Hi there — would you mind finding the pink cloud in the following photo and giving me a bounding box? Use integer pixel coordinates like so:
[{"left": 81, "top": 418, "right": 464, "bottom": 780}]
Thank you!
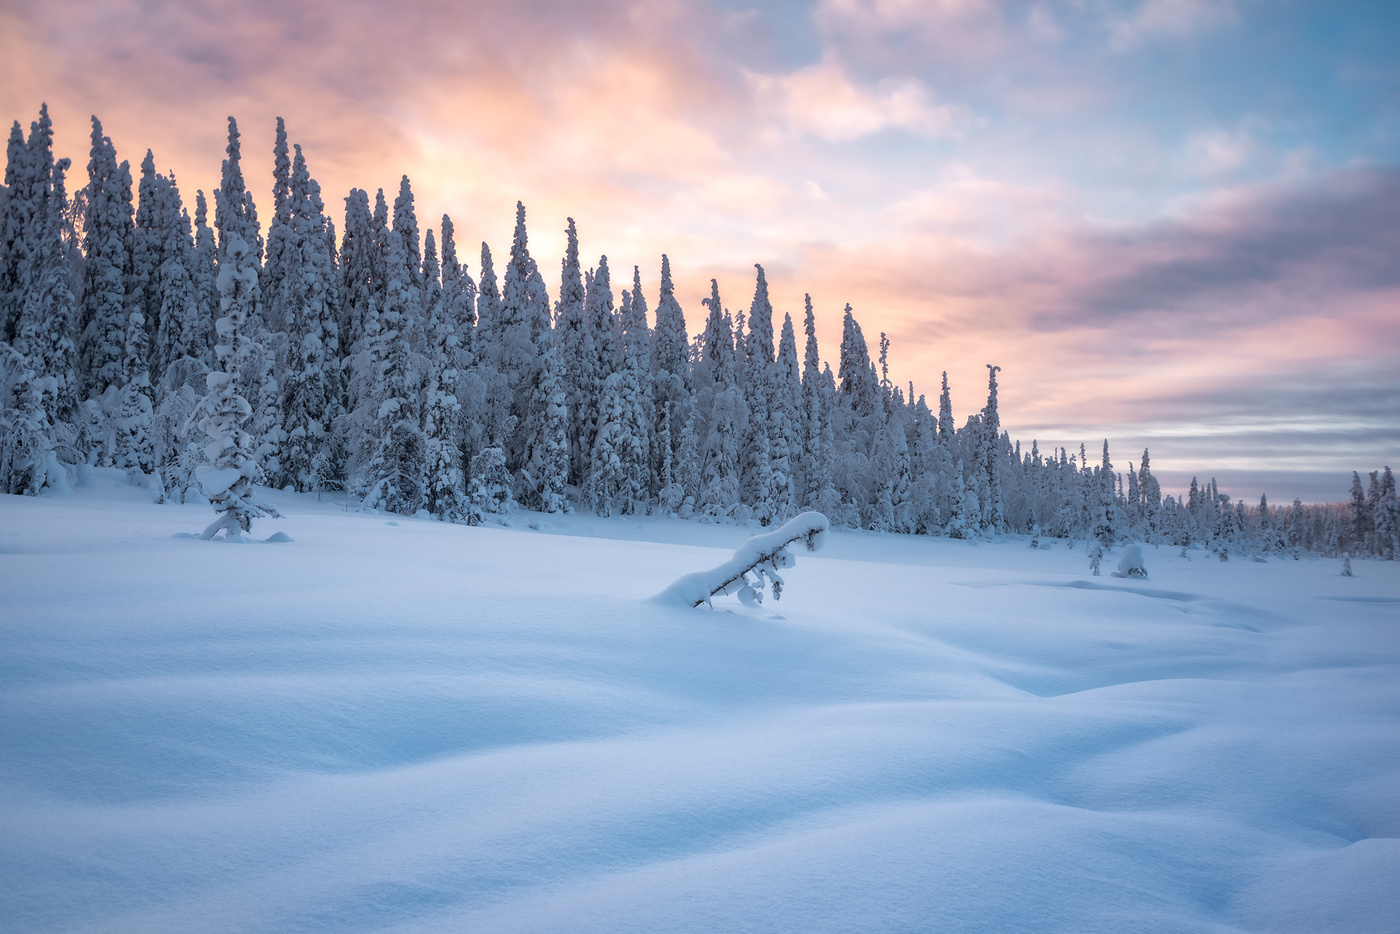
[{"left": 748, "top": 61, "right": 964, "bottom": 141}]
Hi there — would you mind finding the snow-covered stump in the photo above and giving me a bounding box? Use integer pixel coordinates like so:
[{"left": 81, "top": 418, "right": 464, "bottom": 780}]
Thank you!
[{"left": 659, "top": 511, "right": 829, "bottom": 608}]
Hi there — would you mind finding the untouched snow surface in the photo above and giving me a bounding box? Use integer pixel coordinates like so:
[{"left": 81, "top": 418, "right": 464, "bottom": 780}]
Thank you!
[{"left": 2, "top": 474, "right": 1399, "bottom": 933}]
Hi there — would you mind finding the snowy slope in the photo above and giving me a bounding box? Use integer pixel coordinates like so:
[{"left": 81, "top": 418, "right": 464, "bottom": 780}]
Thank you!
[{"left": 2, "top": 475, "right": 1398, "bottom": 933}]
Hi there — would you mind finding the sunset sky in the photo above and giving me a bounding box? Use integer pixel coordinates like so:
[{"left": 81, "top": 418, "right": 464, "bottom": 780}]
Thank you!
[{"left": 3, "top": 0, "right": 1396, "bottom": 502}]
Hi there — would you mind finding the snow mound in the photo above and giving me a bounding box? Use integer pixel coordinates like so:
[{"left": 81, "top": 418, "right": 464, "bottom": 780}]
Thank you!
[
  {"left": 658, "top": 511, "right": 829, "bottom": 608},
  {"left": 264, "top": 531, "right": 293, "bottom": 543}
]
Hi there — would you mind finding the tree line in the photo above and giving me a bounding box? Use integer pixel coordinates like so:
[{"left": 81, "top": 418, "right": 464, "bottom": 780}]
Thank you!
[{"left": 1, "top": 106, "right": 1395, "bottom": 557}]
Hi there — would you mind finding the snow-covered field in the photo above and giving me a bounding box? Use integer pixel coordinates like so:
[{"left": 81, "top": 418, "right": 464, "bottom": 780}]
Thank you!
[{"left": 3, "top": 473, "right": 1398, "bottom": 934}]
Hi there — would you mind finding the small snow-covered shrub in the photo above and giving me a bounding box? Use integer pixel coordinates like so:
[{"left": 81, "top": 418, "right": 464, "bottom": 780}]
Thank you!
[
  {"left": 1088, "top": 541, "right": 1103, "bottom": 576},
  {"left": 660, "top": 511, "right": 829, "bottom": 608},
  {"left": 468, "top": 446, "right": 513, "bottom": 524},
  {"left": 1112, "top": 543, "right": 1148, "bottom": 578}
]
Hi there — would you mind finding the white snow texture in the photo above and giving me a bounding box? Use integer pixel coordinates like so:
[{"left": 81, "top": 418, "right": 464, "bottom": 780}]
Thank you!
[{"left": 2, "top": 478, "right": 1398, "bottom": 934}]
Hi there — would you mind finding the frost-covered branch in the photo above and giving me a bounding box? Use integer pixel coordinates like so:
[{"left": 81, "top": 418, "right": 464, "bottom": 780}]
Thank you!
[{"left": 660, "top": 511, "right": 829, "bottom": 608}]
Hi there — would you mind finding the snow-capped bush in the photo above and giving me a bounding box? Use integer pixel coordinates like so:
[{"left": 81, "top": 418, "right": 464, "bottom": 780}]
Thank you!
[
  {"left": 659, "top": 510, "right": 829, "bottom": 608},
  {"left": 1112, "top": 543, "right": 1148, "bottom": 578}
]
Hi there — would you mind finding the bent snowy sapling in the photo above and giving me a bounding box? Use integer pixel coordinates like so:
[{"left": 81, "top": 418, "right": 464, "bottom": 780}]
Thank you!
[{"left": 660, "top": 511, "right": 830, "bottom": 608}]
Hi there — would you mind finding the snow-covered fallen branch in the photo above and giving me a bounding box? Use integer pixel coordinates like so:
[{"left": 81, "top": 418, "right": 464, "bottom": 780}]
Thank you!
[{"left": 659, "top": 511, "right": 829, "bottom": 608}]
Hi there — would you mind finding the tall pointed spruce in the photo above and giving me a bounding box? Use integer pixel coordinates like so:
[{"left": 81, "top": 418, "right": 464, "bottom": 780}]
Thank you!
[{"left": 196, "top": 117, "right": 276, "bottom": 539}]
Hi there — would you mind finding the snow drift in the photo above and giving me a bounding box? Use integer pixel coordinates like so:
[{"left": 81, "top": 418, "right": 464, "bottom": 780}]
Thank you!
[{"left": 2, "top": 483, "right": 1398, "bottom": 934}]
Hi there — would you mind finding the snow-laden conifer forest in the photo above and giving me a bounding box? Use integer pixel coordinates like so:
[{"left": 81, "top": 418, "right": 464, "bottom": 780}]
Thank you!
[{"left": 1, "top": 107, "right": 1396, "bottom": 555}]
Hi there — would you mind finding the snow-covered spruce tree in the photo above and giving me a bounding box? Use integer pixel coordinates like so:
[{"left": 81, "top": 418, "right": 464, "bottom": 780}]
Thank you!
[
  {"left": 129, "top": 151, "right": 165, "bottom": 351},
  {"left": 113, "top": 304, "right": 158, "bottom": 486},
  {"left": 151, "top": 180, "right": 210, "bottom": 393},
  {"left": 522, "top": 251, "right": 553, "bottom": 443},
  {"left": 732, "top": 304, "right": 749, "bottom": 390},
  {"left": 2, "top": 105, "right": 57, "bottom": 346},
  {"left": 391, "top": 176, "right": 422, "bottom": 297},
  {"left": 699, "top": 379, "right": 746, "bottom": 521},
  {"left": 0, "top": 342, "right": 59, "bottom": 495},
  {"left": 622, "top": 267, "right": 652, "bottom": 398},
  {"left": 0, "top": 119, "right": 29, "bottom": 343},
  {"left": 619, "top": 268, "right": 653, "bottom": 497},
  {"left": 196, "top": 231, "right": 273, "bottom": 537},
  {"left": 837, "top": 303, "right": 880, "bottom": 419},
  {"left": 533, "top": 343, "right": 570, "bottom": 513},
  {"left": 1376, "top": 466, "right": 1398, "bottom": 560},
  {"left": 745, "top": 264, "right": 775, "bottom": 379},
  {"left": 195, "top": 119, "right": 275, "bottom": 539},
  {"left": 694, "top": 280, "right": 743, "bottom": 520},
  {"left": 672, "top": 407, "right": 702, "bottom": 518},
  {"left": 980, "top": 364, "right": 1005, "bottom": 532},
  {"left": 438, "top": 213, "right": 477, "bottom": 374},
  {"left": 650, "top": 254, "right": 690, "bottom": 506},
  {"left": 15, "top": 153, "right": 79, "bottom": 431},
  {"left": 495, "top": 201, "right": 536, "bottom": 386},
  {"left": 276, "top": 143, "right": 340, "bottom": 491},
  {"left": 214, "top": 117, "right": 262, "bottom": 264},
  {"left": 1348, "top": 471, "right": 1369, "bottom": 555},
  {"left": 769, "top": 311, "right": 802, "bottom": 521},
  {"left": 362, "top": 217, "right": 426, "bottom": 515},
  {"left": 437, "top": 213, "right": 480, "bottom": 485},
  {"left": 554, "top": 218, "right": 588, "bottom": 485},
  {"left": 246, "top": 342, "right": 283, "bottom": 487},
  {"left": 739, "top": 361, "right": 775, "bottom": 524},
  {"left": 694, "top": 278, "right": 733, "bottom": 393},
  {"left": 468, "top": 444, "right": 512, "bottom": 523},
  {"left": 908, "top": 393, "right": 943, "bottom": 533},
  {"left": 190, "top": 190, "right": 218, "bottom": 355},
  {"left": 421, "top": 230, "right": 470, "bottom": 522},
  {"left": 472, "top": 240, "right": 515, "bottom": 453},
  {"left": 812, "top": 364, "right": 842, "bottom": 521},
  {"left": 258, "top": 117, "right": 295, "bottom": 335},
  {"left": 937, "top": 370, "right": 954, "bottom": 452},
  {"left": 212, "top": 118, "right": 282, "bottom": 486},
  {"left": 339, "top": 188, "right": 378, "bottom": 366},
  {"left": 739, "top": 265, "right": 777, "bottom": 522},
  {"left": 800, "top": 295, "right": 823, "bottom": 506},
  {"left": 79, "top": 117, "right": 135, "bottom": 404},
  {"left": 586, "top": 347, "right": 649, "bottom": 517},
  {"left": 578, "top": 254, "right": 618, "bottom": 486},
  {"left": 1136, "top": 448, "right": 1162, "bottom": 543},
  {"left": 496, "top": 202, "right": 552, "bottom": 480},
  {"left": 1089, "top": 440, "right": 1120, "bottom": 546},
  {"left": 870, "top": 414, "right": 912, "bottom": 533}
]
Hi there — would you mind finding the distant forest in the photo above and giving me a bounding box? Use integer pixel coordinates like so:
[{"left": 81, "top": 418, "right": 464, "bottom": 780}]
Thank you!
[{"left": 1, "top": 106, "right": 1396, "bottom": 557}]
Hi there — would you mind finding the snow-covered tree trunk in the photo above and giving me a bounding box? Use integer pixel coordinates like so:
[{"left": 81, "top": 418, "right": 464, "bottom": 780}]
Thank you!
[{"left": 659, "top": 511, "right": 830, "bottom": 607}]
